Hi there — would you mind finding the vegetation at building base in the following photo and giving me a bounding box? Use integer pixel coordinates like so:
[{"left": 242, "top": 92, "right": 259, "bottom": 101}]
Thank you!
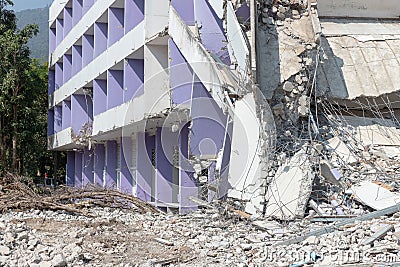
[{"left": 0, "top": 0, "right": 65, "bottom": 182}]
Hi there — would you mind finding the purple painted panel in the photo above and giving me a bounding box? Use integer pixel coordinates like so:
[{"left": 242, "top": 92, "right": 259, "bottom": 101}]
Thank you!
[
  {"left": 179, "top": 124, "right": 198, "bottom": 213},
  {"left": 83, "top": 148, "right": 94, "bottom": 186},
  {"left": 55, "top": 62, "right": 63, "bottom": 89},
  {"left": 125, "top": 0, "right": 144, "bottom": 33},
  {"left": 219, "top": 120, "right": 232, "bottom": 199},
  {"left": 49, "top": 28, "right": 56, "bottom": 54},
  {"left": 120, "top": 137, "right": 133, "bottom": 194},
  {"left": 47, "top": 109, "right": 54, "bottom": 136},
  {"left": 72, "top": 0, "right": 83, "bottom": 26},
  {"left": 61, "top": 100, "right": 71, "bottom": 130},
  {"left": 194, "top": 0, "right": 230, "bottom": 64},
  {"left": 123, "top": 59, "right": 144, "bottom": 102},
  {"left": 94, "top": 22, "right": 108, "bottom": 58},
  {"left": 63, "top": 7, "right": 73, "bottom": 37},
  {"left": 71, "top": 94, "right": 93, "bottom": 135},
  {"left": 83, "top": 0, "right": 94, "bottom": 14},
  {"left": 93, "top": 79, "right": 107, "bottom": 115},
  {"left": 169, "top": 38, "right": 193, "bottom": 105},
  {"left": 105, "top": 140, "right": 118, "bottom": 188},
  {"left": 54, "top": 105, "right": 62, "bottom": 133},
  {"left": 74, "top": 151, "right": 83, "bottom": 188},
  {"left": 107, "top": 70, "right": 123, "bottom": 109},
  {"left": 136, "top": 132, "right": 154, "bottom": 202},
  {"left": 108, "top": 8, "right": 124, "bottom": 47},
  {"left": 67, "top": 151, "right": 75, "bottom": 186},
  {"left": 56, "top": 18, "right": 63, "bottom": 46},
  {"left": 94, "top": 144, "right": 105, "bottom": 187},
  {"left": 236, "top": 3, "right": 250, "bottom": 23},
  {"left": 72, "top": 45, "right": 82, "bottom": 75},
  {"left": 63, "top": 54, "right": 72, "bottom": 83},
  {"left": 172, "top": 0, "right": 195, "bottom": 25},
  {"left": 48, "top": 69, "right": 55, "bottom": 95},
  {"left": 82, "top": 34, "right": 94, "bottom": 67}
]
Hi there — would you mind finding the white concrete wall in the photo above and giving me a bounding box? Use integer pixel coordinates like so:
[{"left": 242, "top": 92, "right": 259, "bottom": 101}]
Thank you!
[
  {"left": 49, "top": 0, "right": 67, "bottom": 25},
  {"left": 48, "top": 127, "right": 73, "bottom": 150}
]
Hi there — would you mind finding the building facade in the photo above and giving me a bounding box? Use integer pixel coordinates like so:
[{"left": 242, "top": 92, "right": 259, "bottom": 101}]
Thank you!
[{"left": 47, "top": 0, "right": 268, "bottom": 213}]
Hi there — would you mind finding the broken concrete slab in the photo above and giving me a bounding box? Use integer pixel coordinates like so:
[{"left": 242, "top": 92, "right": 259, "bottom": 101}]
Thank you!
[
  {"left": 326, "top": 136, "right": 358, "bottom": 165},
  {"left": 351, "top": 181, "right": 400, "bottom": 210}
]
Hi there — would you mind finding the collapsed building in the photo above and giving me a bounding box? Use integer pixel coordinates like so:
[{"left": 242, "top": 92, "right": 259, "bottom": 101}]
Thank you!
[{"left": 47, "top": 0, "right": 400, "bottom": 220}]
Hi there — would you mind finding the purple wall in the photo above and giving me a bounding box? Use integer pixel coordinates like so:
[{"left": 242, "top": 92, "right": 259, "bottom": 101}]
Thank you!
[
  {"left": 94, "top": 144, "right": 105, "bottom": 187},
  {"left": 172, "top": 0, "right": 195, "bottom": 26},
  {"left": 107, "top": 70, "right": 123, "bottom": 109},
  {"left": 169, "top": 38, "right": 193, "bottom": 105},
  {"left": 56, "top": 18, "right": 63, "bottom": 46},
  {"left": 236, "top": 3, "right": 250, "bottom": 23},
  {"left": 83, "top": 148, "right": 94, "bottom": 186},
  {"left": 74, "top": 151, "right": 83, "bottom": 188},
  {"left": 82, "top": 34, "right": 94, "bottom": 67},
  {"left": 47, "top": 110, "right": 54, "bottom": 136},
  {"left": 136, "top": 132, "right": 155, "bottom": 202},
  {"left": 55, "top": 62, "right": 63, "bottom": 89},
  {"left": 108, "top": 8, "right": 124, "bottom": 47},
  {"left": 219, "top": 119, "right": 233, "bottom": 199},
  {"left": 49, "top": 28, "right": 56, "bottom": 54},
  {"left": 61, "top": 100, "right": 71, "bottom": 130},
  {"left": 54, "top": 105, "right": 62, "bottom": 133},
  {"left": 63, "top": 54, "right": 73, "bottom": 83},
  {"left": 120, "top": 136, "right": 133, "bottom": 193},
  {"left": 66, "top": 151, "right": 75, "bottom": 186},
  {"left": 194, "top": 0, "right": 231, "bottom": 65},
  {"left": 48, "top": 70, "right": 55, "bottom": 94},
  {"left": 94, "top": 22, "right": 108, "bottom": 58},
  {"left": 125, "top": 0, "right": 144, "bottom": 33},
  {"left": 63, "top": 7, "right": 73, "bottom": 37},
  {"left": 72, "top": 0, "right": 83, "bottom": 26},
  {"left": 72, "top": 45, "right": 82, "bottom": 75},
  {"left": 83, "top": 0, "right": 94, "bottom": 15},
  {"left": 105, "top": 140, "right": 118, "bottom": 188},
  {"left": 93, "top": 79, "right": 107, "bottom": 115},
  {"left": 123, "top": 59, "right": 144, "bottom": 102},
  {"left": 71, "top": 94, "right": 93, "bottom": 135}
]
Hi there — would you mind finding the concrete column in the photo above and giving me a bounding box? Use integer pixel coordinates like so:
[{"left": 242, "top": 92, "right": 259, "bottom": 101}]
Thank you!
[
  {"left": 72, "top": 0, "right": 83, "bottom": 26},
  {"left": 94, "top": 22, "right": 107, "bottom": 58},
  {"left": 61, "top": 100, "right": 71, "bottom": 130},
  {"left": 125, "top": 0, "right": 144, "bottom": 34},
  {"left": 63, "top": 7, "right": 73, "bottom": 37},
  {"left": 72, "top": 45, "right": 82, "bottom": 75},
  {"left": 66, "top": 151, "right": 75, "bottom": 186},
  {"left": 82, "top": 34, "right": 94, "bottom": 67},
  {"left": 55, "top": 62, "right": 63, "bottom": 89},
  {"left": 120, "top": 136, "right": 133, "bottom": 194},
  {"left": 83, "top": 148, "right": 94, "bottom": 186},
  {"left": 48, "top": 69, "right": 55, "bottom": 95},
  {"left": 108, "top": 7, "right": 124, "bottom": 47},
  {"left": 74, "top": 151, "right": 83, "bottom": 188},
  {"left": 83, "top": 0, "right": 94, "bottom": 15},
  {"left": 47, "top": 110, "right": 54, "bottom": 136},
  {"left": 218, "top": 119, "right": 233, "bottom": 199},
  {"left": 144, "top": 0, "right": 169, "bottom": 39},
  {"left": 123, "top": 59, "right": 144, "bottom": 102},
  {"left": 94, "top": 144, "right": 105, "bottom": 187},
  {"left": 63, "top": 54, "right": 72, "bottom": 83},
  {"left": 71, "top": 94, "right": 93, "bottom": 135},
  {"left": 49, "top": 28, "right": 56, "bottom": 53},
  {"left": 54, "top": 105, "right": 62, "bottom": 133},
  {"left": 136, "top": 132, "right": 154, "bottom": 202},
  {"left": 172, "top": 0, "right": 195, "bottom": 26},
  {"left": 93, "top": 79, "right": 107, "bottom": 115},
  {"left": 107, "top": 70, "right": 123, "bottom": 109},
  {"left": 56, "top": 18, "right": 63, "bottom": 46},
  {"left": 105, "top": 140, "right": 118, "bottom": 188}
]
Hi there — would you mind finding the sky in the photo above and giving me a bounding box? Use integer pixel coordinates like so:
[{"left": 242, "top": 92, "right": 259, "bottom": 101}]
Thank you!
[{"left": 11, "top": 0, "right": 53, "bottom": 12}]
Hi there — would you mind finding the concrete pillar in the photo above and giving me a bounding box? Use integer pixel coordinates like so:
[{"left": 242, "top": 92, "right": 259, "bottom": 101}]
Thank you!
[
  {"left": 63, "top": 7, "right": 73, "bottom": 37},
  {"left": 136, "top": 132, "right": 155, "bottom": 202},
  {"left": 93, "top": 79, "right": 107, "bottom": 115},
  {"left": 74, "top": 151, "right": 83, "bottom": 188},
  {"left": 83, "top": 0, "right": 94, "bottom": 15},
  {"left": 120, "top": 136, "right": 133, "bottom": 194},
  {"left": 54, "top": 105, "right": 62, "bottom": 133},
  {"left": 94, "top": 22, "right": 107, "bottom": 58},
  {"left": 71, "top": 94, "right": 93, "bottom": 135},
  {"left": 172, "top": 0, "right": 195, "bottom": 26},
  {"left": 105, "top": 140, "right": 118, "bottom": 188},
  {"left": 63, "top": 54, "right": 72, "bottom": 83},
  {"left": 125, "top": 0, "right": 144, "bottom": 34},
  {"left": 66, "top": 151, "right": 75, "bottom": 186},
  {"left": 123, "top": 59, "right": 144, "bottom": 102},
  {"left": 49, "top": 28, "right": 56, "bottom": 54},
  {"left": 72, "top": 0, "right": 83, "bottom": 26},
  {"left": 108, "top": 7, "right": 124, "bottom": 47},
  {"left": 47, "top": 110, "right": 54, "bottom": 136},
  {"left": 48, "top": 69, "right": 55, "bottom": 95},
  {"left": 107, "top": 70, "right": 123, "bottom": 109},
  {"left": 83, "top": 148, "right": 94, "bottom": 186},
  {"left": 94, "top": 144, "right": 105, "bottom": 187},
  {"left": 218, "top": 119, "right": 233, "bottom": 199},
  {"left": 55, "top": 62, "right": 63, "bottom": 89},
  {"left": 56, "top": 18, "right": 63, "bottom": 46},
  {"left": 82, "top": 34, "right": 94, "bottom": 67},
  {"left": 61, "top": 100, "right": 71, "bottom": 130},
  {"left": 72, "top": 45, "right": 82, "bottom": 75}
]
